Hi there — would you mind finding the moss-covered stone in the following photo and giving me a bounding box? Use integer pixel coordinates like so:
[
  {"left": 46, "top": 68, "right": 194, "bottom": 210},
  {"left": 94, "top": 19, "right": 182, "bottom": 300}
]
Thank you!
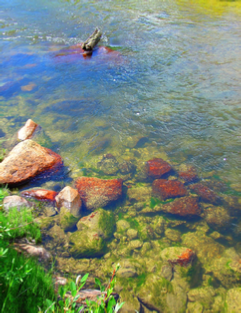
[
  {"left": 69, "top": 230, "right": 106, "bottom": 258},
  {"left": 226, "top": 288, "right": 241, "bottom": 313},
  {"left": 58, "top": 207, "right": 79, "bottom": 232},
  {"left": 77, "top": 208, "right": 115, "bottom": 239}
]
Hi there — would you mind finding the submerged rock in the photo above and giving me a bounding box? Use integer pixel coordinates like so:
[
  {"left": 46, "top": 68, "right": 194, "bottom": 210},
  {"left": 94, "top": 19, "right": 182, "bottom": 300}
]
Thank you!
[
  {"left": 187, "top": 287, "right": 216, "bottom": 308},
  {"left": 0, "top": 140, "right": 62, "bottom": 185},
  {"left": 97, "top": 154, "right": 119, "bottom": 175},
  {"left": 146, "top": 158, "right": 172, "bottom": 179},
  {"left": 160, "top": 196, "right": 201, "bottom": 217},
  {"left": 118, "top": 160, "right": 136, "bottom": 174},
  {"left": 226, "top": 288, "right": 241, "bottom": 313},
  {"left": 76, "top": 208, "right": 115, "bottom": 239},
  {"left": 116, "top": 219, "right": 130, "bottom": 232},
  {"left": 128, "top": 239, "right": 143, "bottom": 250},
  {"left": 127, "top": 228, "right": 138, "bottom": 240},
  {"left": 182, "top": 231, "right": 224, "bottom": 265},
  {"left": 127, "top": 184, "right": 152, "bottom": 203},
  {"left": 160, "top": 247, "right": 195, "bottom": 267},
  {"left": 204, "top": 205, "right": 230, "bottom": 230},
  {"left": 75, "top": 177, "right": 123, "bottom": 210},
  {"left": 152, "top": 179, "right": 187, "bottom": 200},
  {"left": 165, "top": 228, "right": 181, "bottom": 242},
  {"left": 55, "top": 186, "right": 82, "bottom": 217},
  {"left": 190, "top": 183, "right": 218, "bottom": 204},
  {"left": 17, "top": 119, "right": 38, "bottom": 141},
  {"left": 21, "top": 188, "right": 58, "bottom": 202},
  {"left": 3, "top": 195, "right": 32, "bottom": 211},
  {"left": 178, "top": 165, "right": 198, "bottom": 183},
  {"left": 58, "top": 207, "right": 79, "bottom": 232},
  {"left": 69, "top": 230, "right": 106, "bottom": 258},
  {"left": 210, "top": 248, "right": 241, "bottom": 289}
]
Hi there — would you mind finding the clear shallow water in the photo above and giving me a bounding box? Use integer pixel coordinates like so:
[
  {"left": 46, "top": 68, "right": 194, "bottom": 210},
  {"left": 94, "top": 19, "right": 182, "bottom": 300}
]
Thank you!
[{"left": 1, "top": 0, "right": 241, "bottom": 311}]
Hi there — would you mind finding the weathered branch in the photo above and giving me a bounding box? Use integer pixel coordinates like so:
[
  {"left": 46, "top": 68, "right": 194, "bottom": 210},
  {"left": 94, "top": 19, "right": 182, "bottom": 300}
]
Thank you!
[{"left": 81, "top": 28, "right": 102, "bottom": 51}]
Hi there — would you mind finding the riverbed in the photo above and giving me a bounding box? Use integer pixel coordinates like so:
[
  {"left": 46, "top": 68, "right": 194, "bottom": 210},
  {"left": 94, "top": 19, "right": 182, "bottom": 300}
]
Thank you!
[{"left": 1, "top": 0, "right": 241, "bottom": 311}]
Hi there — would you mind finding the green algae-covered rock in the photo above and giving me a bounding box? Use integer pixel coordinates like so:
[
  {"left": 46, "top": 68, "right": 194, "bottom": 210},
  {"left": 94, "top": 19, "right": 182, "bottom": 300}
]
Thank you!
[
  {"left": 187, "top": 287, "right": 216, "bottom": 309},
  {"left": 36, "top": 216, "right": 55, "bottom": 231},
  {"left": 138, "top": 274, "right": 174, "bottom": 312},
  {"left": 182, "top": 231, "right": 224, "bottom": 265},
  {"left": 69, "top": 230, "right": 106, "bottom": 258},
  {"left": 209, "top": 248, "right": 241, "bottom": 289},
  {"left": 186, "top": 302, "right": 204, "bottom": 313},
  {"left": 226, "top": 288, "right": 241, "bottom": 313},
  {"left": 116, "top": 219, "right": 130, "bottom": 233},
  {"left": 164, "top": 228, "right": 181, "bottom": 242},
  {"left": 58, "top": 207, "right": 79, "bottom": 232},
  {"left": 77, "top": 208, "right": 115, "bottom": 239}
]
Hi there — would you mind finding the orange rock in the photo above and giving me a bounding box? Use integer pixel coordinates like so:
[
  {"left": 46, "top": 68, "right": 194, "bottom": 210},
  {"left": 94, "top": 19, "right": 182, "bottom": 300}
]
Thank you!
[
  {"left": 146, "top": 158, "right": 172, "bottom": 179},
  {"left": 21, "top": 189, "right": 58, "bottom": 202},
  {"left": 0, "top": 140, "right": 63, "bottom": 185},
  {"left": 75, "top": 177, "right": 123, "bottom": 210},
  {"left": 152, "top": 179, "right": 187, "bottom": 200},
  {"left": 161, "top": 196, "right": 201, "bottom": 216},
  {"left": 18, "top": 119, "right": 38, "bottom": 141}
]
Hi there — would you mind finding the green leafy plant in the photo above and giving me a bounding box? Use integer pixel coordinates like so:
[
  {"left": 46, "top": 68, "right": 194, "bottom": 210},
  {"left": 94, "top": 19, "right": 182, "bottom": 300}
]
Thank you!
[
  {"left": 0, "top": 186, "right": 9, "bottom": 209},
  {"left": 44, "top": 264, "right": 124, "bottom": 313},
  {"left": 0, "top": 147, "right": 6, "bottom": 162}
]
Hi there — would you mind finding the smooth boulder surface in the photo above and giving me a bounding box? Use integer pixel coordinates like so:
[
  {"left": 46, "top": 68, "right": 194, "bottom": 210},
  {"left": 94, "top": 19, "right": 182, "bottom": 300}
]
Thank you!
[
  {"left": 21, "top": 188, "right": 58, "bottom": 202},
  {"left": 55, "top": 186, "right": 82, "bottom": 217},
  {"left": 0, "top": 140, "right": 62, "bottom": 185},
  {"left": 3, "top": 195, "right": 32, "bottom": 211},
  {"left": 75, "top": 177, "right": 123, "bottom": 210},
  {"left": 17, "top": 119, "right": 38, "bottom": 141}
]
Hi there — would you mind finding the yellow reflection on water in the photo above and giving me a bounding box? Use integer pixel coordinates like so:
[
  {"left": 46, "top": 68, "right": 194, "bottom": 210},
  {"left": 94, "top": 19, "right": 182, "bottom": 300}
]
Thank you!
[{"left": 177, "top": 0, "right": 241, "bottom": 16}]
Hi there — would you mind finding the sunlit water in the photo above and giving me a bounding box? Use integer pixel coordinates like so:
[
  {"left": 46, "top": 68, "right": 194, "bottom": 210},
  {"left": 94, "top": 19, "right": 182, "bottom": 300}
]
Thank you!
[{"left": 1, "top": 0, "right": 241, "bottom": 311}]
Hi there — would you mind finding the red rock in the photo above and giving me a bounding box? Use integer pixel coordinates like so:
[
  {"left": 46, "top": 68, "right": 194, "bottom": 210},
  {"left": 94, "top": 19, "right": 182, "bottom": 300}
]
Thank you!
[
  {"left": 152, "top": 179, "right": 187, "bottom": 200},
  {"left": 161, "top": 197, "right": 201, "bottom": 216},
  {"left": 0, "top": 140, "right": 63, "bottom": 185},
  {"left": 179, "top": 166, "right": 198, "bottom": 183},
  {"left": 146, "top": 158, "right": 172, "bottom": 179},
  {"left": 75, "top": 177, "right": 123, "bottom": 210},
  {"left": 190, "top": 183, "right": 218, "bottom": 204},
  {"left": 21, "top": 189, "right": 58, "bottom": 202},
  {"left": 18, "top": 119, "right": 38, "bottom": 141}
]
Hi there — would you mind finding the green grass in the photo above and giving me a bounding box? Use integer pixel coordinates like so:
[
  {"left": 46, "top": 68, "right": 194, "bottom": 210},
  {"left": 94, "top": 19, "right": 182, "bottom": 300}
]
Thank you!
[{"left": 0, "top": 206, "right": 55, "bottom": 312}]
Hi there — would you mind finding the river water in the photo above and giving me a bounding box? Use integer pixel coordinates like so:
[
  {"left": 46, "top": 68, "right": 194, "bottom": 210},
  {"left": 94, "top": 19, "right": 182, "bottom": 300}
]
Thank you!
[{"left": 1, "top": 0, "right": 241, "bottom": 311}]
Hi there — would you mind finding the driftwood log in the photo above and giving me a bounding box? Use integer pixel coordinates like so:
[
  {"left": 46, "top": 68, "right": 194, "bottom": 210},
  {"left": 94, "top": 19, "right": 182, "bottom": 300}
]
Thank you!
[{"left": 82, "top": 28, "right": 102, "bottom": 51}]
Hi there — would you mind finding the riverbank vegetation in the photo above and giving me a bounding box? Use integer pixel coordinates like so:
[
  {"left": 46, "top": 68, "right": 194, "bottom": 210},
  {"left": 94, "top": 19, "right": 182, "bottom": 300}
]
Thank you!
[{"left": 0, "top": 187, "right": 123, "bottom": 313}]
